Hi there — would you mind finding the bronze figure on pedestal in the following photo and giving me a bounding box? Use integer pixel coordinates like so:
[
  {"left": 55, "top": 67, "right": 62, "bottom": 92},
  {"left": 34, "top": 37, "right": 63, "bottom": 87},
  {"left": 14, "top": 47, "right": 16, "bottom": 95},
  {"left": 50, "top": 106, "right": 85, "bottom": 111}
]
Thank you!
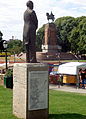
[{"left": 23, "top": 1, "right": 38, "bottom": 63}]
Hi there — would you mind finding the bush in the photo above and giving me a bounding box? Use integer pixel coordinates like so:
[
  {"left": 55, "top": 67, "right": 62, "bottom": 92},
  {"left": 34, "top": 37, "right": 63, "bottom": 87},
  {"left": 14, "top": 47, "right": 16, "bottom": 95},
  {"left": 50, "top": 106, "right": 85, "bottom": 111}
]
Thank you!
[{"left": 4, "top": 69, "right": 13, "bottom": 78}]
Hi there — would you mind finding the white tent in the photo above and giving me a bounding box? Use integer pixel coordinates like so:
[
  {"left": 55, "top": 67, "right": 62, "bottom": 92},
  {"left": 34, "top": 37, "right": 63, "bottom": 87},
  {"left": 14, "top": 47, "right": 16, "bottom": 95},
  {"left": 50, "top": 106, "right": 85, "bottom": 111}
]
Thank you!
[
  {"left": 58, "top": 62, "right": 86, "bottom": 87},
  {"left": 58, "top": 62, "right": 86, "bottom": 75}
]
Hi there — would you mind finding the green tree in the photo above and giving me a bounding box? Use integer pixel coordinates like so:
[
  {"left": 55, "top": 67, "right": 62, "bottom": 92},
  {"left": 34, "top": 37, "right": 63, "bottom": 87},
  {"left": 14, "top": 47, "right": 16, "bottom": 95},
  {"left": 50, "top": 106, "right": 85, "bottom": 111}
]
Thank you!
[
  {"left": 55, "top": 16, "right": 76, "bottom": 52},
  {"left": 36, "top": 25, "right": 45, "bottom": 51},
  {"left": 69, "top": 27, "right": 79, "bottom": 54},
  {"left": 78, "top": 17, "right": 86, "bottom": 54},
  {"left": 7, "top": 40, "right": 23, "bottom": 55},
  {"left": 69, "top": 16, "right": 86, "bottom": 54}
]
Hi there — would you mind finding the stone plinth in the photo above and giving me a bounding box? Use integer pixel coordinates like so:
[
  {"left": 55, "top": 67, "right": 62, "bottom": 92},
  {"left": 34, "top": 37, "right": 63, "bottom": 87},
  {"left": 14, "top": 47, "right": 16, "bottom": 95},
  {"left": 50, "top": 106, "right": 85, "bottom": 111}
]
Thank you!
[
  {"left": 44, "top": 23, "right": 57, "bottom": 45},
  {"left": 42, "top": 23, "right": 59, "bottom": 53},
  {"left": 13, "top": 63, "right": 49, "bottom": 119}
]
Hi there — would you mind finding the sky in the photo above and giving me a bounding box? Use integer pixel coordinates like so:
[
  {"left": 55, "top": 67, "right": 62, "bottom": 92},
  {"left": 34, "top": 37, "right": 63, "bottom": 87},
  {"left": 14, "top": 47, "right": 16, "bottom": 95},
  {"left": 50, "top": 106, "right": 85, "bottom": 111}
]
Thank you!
[{"left": 0, "top": 0, "right": 86, "bottom": 40}]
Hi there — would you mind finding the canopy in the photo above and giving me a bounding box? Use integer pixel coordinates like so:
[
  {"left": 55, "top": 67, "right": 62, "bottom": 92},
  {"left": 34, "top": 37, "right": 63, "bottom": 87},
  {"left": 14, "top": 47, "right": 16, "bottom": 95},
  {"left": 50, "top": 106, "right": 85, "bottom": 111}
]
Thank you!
[{"left": 58, "top": 62, "right": 86, "bottom": 75}]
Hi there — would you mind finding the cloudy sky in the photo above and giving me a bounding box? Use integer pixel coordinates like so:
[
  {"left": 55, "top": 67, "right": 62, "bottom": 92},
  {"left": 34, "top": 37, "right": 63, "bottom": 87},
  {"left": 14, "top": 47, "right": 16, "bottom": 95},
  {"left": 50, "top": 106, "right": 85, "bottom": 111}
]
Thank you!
[{"left": 0, "top": 0, "right": 86, "bottom": 40}]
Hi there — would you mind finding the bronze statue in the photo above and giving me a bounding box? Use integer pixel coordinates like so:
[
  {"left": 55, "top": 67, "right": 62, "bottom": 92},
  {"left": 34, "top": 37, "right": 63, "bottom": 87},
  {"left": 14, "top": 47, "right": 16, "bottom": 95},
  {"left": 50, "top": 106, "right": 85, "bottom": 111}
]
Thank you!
[
  {"left": 46, "top": 11, "right": 55, "bottom": 22},
  {"left": 23, "top": 0, "right": 38, "bottom": 63}
]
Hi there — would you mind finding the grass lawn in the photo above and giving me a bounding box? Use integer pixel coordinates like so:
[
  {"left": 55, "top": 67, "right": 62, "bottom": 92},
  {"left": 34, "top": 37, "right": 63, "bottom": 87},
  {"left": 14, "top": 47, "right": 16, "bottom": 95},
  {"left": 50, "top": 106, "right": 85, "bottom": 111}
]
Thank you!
[
  {"left": 1, "top": 86, "right": 86, "bottom": 119},
  {"left": 49, "top": 90, "right": 86, "bottom": 119},
  {"left": 0, "top": 86, "right": 20, "bottom": 119}
]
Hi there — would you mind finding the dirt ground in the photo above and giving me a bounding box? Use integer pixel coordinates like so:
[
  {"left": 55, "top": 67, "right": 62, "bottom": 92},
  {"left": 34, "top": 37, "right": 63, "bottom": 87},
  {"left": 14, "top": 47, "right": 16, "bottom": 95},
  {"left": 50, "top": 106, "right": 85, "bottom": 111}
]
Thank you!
[
  {"left": 0, "top": 74, "right": 4, "bottom": 86},
  {"left": 0, "top": 79, "right": 4, "bottom": 86}
]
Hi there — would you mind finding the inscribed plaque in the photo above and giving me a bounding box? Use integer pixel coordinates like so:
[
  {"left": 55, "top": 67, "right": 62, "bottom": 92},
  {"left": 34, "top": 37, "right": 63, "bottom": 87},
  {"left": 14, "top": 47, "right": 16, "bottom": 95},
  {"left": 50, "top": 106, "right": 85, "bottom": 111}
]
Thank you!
[{"left": 28, "top": 71, "right": 48, "bottom": 110}]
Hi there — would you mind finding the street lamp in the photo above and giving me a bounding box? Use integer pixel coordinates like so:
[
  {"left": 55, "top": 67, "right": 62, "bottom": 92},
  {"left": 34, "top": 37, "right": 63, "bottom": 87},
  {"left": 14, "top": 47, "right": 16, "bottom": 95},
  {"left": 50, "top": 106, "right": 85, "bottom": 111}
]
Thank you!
[{"left": 3, "top": 40, "right": 8, "bottom": 70}]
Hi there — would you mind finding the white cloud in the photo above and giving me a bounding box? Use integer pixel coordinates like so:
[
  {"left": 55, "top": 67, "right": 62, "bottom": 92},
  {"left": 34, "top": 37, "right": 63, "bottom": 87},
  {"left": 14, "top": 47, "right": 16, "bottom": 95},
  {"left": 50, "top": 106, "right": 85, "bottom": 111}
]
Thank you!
[
  {"left": 0, "top": 0, "right": 86, "bottom": 40},
  {"left": 61, "top": 0, "right": 86, "bottom": 5},
  {"left": 70, "top": 0, "right": 86, "bottom": 5}
]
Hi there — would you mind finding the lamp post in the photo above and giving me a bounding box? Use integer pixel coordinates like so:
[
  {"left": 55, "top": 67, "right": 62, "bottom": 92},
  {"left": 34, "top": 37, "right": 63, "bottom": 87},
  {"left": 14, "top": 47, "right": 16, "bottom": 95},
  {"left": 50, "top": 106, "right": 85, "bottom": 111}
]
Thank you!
[{"left": 3, "top": 40, "right": 8, "bottom": 70}]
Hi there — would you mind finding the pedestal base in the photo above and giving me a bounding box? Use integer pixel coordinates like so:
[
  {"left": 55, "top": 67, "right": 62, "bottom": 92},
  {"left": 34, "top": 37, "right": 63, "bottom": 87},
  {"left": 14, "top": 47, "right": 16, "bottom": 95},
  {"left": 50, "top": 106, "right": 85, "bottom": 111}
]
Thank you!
[
  {"left": 28, "top": 109, "right": 48, "bottom": 119},
  {"left": 13, "top": 63, "right": 49, "bottom": 119}
]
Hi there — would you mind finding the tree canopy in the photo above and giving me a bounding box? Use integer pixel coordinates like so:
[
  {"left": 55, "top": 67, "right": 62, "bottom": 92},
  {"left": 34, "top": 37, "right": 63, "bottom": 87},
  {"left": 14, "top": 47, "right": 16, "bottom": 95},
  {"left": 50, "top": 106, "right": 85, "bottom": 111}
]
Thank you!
[
  {"left": 7, "top": 40, "right": 23, "bottom": 55},
  {"left": 36, "top": 25, "right": 45, "bottom": 51}
]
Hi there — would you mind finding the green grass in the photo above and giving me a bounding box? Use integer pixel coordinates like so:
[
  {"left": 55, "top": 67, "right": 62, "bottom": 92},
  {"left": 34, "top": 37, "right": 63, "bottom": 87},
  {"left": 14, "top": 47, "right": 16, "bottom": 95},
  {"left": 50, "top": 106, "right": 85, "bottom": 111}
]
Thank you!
[
  {"left": 1, "top": 86, "right": 86, "bottom": 119},
  {"left": 0, "top": 86, "right": 19, "bottom": 119},
  {"left": 49, "top": 90, "right": 86, "bottom": 119}
]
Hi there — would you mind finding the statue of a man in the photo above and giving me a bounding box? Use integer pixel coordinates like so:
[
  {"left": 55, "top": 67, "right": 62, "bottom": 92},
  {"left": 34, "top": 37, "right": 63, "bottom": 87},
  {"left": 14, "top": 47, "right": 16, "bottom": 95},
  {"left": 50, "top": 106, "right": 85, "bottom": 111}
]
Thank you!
[{"left": 23, "top": 0, "right": 38, "bottom": 63}]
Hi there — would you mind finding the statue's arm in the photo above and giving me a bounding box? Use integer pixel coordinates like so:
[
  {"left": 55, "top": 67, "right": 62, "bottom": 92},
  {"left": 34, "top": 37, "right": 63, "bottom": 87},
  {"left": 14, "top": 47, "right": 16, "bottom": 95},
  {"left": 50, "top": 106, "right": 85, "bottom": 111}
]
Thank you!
[{"left": 31, "top": 11, "right": 38, "bottom": 29}]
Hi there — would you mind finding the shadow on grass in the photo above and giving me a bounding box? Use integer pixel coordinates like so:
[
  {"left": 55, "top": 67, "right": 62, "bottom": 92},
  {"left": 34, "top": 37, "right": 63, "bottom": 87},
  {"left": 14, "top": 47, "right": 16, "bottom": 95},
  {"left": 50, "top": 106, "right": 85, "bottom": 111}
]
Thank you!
[{"left": 49, "top": 113, "right": 86, "bottom": 119}]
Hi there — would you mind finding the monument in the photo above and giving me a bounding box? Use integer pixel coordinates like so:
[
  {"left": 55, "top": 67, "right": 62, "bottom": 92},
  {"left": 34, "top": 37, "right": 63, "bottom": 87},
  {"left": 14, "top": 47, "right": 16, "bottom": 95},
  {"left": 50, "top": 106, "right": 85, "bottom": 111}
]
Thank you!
[
  {"left": 36, "top": 12, "right": 61, "bottom": 61},
  {"left": 13, "top": 1, "right": 49, "bottom": 119},
  {"left": 42, "top": 12, "right": 58, "bottom": 53}
]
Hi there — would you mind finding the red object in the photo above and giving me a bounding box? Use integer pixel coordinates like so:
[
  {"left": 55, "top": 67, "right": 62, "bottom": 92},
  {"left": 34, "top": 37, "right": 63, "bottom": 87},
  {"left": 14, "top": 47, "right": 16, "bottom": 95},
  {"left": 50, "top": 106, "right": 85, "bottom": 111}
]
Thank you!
[{"left": 49, "top": 75, "right": 59, "bottom": 84}]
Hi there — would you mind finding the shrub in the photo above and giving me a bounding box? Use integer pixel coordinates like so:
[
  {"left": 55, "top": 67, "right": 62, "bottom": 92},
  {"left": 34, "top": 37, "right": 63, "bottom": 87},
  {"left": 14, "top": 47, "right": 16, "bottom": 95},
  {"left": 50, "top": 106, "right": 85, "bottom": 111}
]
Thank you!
[{"left": 4, "top": 69, "right": 13, "bottom": 78}]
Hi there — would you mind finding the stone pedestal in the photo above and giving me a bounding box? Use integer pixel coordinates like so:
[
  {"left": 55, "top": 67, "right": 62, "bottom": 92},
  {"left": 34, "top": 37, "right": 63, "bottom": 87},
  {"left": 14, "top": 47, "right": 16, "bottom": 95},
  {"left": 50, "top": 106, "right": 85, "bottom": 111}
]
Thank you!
[
  {"left": 42, "top": 23, "right": 59, "bottom": 53},
  {"left": 13, "top": 63, "right": 49, "bottom": 119},
  {"left": 44, "top": 23, "right": 57, "bottom": 45}
]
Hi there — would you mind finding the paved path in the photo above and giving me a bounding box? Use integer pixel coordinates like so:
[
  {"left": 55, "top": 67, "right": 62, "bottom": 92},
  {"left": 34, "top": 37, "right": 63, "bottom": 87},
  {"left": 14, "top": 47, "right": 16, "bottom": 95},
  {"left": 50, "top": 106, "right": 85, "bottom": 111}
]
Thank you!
[{"left": 49, "top": 84, "right": 86, "bottom": 93}]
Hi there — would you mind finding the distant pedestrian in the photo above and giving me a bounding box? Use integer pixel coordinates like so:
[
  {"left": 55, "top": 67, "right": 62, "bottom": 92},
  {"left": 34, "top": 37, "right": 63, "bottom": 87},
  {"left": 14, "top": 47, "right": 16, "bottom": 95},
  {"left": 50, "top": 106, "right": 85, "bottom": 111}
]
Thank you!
[
  {"left": 79, "top": 69, "right": 85, "bottom": 89},
  {"left": 79, "top": 69, "right": 82, "bottom": 85}
]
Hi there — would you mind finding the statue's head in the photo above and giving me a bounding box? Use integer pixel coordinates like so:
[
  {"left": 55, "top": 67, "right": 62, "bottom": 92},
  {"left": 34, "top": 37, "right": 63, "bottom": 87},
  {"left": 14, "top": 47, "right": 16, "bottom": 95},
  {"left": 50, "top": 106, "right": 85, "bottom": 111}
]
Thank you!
[{"left": 26, "top": 1, "right": 33, "bottom": 10}]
